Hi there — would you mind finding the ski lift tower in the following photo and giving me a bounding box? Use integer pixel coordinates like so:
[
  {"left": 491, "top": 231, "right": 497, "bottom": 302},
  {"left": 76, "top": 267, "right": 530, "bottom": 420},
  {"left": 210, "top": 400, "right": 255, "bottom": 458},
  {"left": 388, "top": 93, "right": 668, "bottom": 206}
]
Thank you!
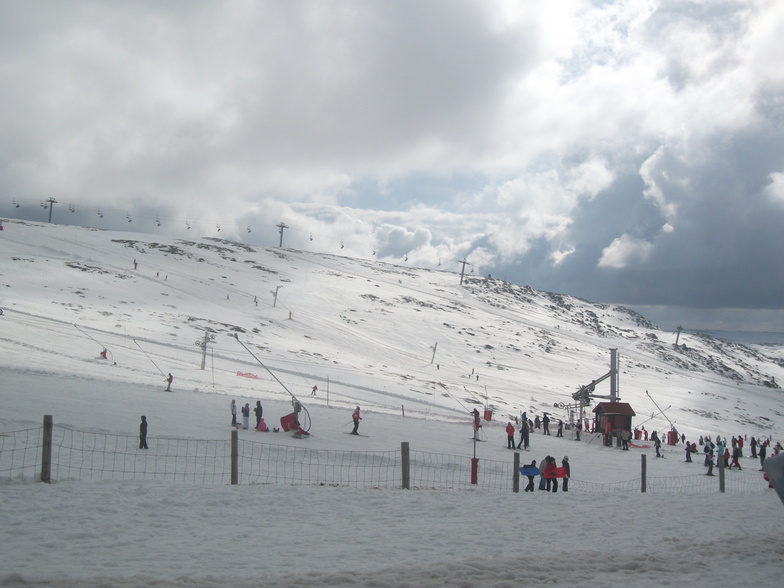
[{"left": 571, "top": 348, "right": 620, "bottom": 430}]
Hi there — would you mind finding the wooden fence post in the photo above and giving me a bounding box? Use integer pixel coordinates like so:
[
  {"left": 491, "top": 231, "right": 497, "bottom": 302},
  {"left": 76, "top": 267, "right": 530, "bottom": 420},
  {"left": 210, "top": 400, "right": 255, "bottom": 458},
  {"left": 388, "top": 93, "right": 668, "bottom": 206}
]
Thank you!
[
  {"left": 719, "top": 459, "right": 725, "bottom": 493},
  {"left": 641, "top": 454, "right": 646, "bottom": 493},
  {"left": 231, "top": 429, "right": 238, "bottom": 485},
  {"left": 513, "top": 451, "right": 520, "bottom": 493},
  {"left": 401, "top": 441, "right": 410, "bottom": 490},
  {"left": 41, "top": 414, "right": 53, "bottom": 483}
]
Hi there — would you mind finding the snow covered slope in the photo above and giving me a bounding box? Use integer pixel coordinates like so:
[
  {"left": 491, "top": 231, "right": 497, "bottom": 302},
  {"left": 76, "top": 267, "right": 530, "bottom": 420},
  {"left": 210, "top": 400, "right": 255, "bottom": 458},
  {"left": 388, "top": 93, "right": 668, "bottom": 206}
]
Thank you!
[{"left": 1, "top": 218, "right": 782, "bottom": 440}]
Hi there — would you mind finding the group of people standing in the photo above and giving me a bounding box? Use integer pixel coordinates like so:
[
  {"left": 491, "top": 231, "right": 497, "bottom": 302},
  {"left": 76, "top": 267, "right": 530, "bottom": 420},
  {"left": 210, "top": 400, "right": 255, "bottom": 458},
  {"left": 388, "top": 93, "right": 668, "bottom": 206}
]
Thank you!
[
  {"left": 505, "top": 411, "right": 577, "bottom": 451},
  {"left": 227, "top": 398, "right": 364, "bottom": 435},
  {"left": 521, "top": 455, "right": 570, "bottom": 493},
  {"left": 231, "top": 399, "right": 266, "bottom": 431},
  {"left": 699, "top": 434, "right": 782, "bottom": 475}
]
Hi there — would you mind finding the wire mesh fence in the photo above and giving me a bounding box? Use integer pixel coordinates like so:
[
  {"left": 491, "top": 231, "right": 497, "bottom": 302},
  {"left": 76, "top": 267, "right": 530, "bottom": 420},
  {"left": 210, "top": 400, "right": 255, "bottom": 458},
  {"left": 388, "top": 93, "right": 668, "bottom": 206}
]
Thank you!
[
  {"left": 0, "top": 420, "right": 772, "bottom": 494},
  {"left": 0, "top": 427, "right": 42, "bottom": 480},
  {"left": 239, "top": 442, "right": 401, "bottom": 488}
]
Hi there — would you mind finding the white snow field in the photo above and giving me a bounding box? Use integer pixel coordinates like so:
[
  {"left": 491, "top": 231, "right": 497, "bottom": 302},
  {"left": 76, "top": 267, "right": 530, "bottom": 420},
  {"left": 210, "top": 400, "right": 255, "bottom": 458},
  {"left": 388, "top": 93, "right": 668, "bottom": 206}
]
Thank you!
[{"left": 1, "top": 219, "right": 782, "bottom": 587}]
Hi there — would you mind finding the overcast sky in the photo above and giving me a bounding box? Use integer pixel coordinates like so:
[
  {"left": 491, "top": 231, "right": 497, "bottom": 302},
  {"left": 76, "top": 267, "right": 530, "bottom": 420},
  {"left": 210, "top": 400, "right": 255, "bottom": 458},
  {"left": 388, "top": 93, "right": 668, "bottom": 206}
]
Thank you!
[{"left": 2, "top": 0, "right": 783, "bottom": 331}]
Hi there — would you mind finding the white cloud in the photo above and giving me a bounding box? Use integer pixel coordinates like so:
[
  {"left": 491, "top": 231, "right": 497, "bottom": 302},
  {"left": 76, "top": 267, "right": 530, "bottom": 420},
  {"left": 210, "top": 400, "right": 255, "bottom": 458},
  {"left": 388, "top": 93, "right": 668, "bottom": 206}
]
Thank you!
[
  {"left": 763, "top": 172, "right": 784, "bottom": 205},
  {"left": 598, "top": 234, "right": 653, "bottom": 269}
]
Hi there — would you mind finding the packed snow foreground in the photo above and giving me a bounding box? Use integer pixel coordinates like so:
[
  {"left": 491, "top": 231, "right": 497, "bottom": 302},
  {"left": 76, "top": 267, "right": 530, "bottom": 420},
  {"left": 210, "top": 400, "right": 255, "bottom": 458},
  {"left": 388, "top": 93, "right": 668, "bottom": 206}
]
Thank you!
[{"left": 1, "top": 220, "right": 783, "bottom": 587}]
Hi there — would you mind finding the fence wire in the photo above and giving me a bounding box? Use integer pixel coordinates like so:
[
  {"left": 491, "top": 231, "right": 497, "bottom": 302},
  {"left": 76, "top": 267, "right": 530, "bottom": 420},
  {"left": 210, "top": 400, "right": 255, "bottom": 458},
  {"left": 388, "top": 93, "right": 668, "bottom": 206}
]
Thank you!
[
  {"left": 0, "top": 424, "right": 772, "bottom": 494},
  {"left": 239, "top": 440, "right": 401, "bottom": 488},
  {"left": 0, "top": 427, "right": 42, "bottom": 480}
]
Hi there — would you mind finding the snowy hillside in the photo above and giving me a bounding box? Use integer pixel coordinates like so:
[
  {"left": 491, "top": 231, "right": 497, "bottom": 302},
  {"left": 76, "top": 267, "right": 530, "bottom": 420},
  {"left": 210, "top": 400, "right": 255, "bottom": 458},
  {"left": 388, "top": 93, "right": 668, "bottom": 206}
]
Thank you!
[
  {"left": 2, "top": 219, "right": 784, "bottom": 588},
  {"left": 2, "top": 218, "right": 782, "bottom": 440}
]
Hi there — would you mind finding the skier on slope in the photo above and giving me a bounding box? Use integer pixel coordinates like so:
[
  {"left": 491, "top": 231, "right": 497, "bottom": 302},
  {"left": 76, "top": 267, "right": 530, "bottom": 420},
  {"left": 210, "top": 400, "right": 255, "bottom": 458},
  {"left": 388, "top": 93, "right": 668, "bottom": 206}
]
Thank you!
[
  {"left": 517, "top": 420, "right": 530, "bottom": 450},
  {"left": 542, "top": 413, "right": 551, "bottom": 435},
  {"left": 653, "top": 432, "right": 662, "bottom": 458},
  {"left": 471, "top": 408, "right": 481, "bottom": 440},
  {"left": 165, "top": 373, "right": 173, "bottom": 392},
  {"left": 729, "top": 446, "right": 742, "bottom": 470},
  {"left": 351, "top": 406, "right": 362, "bottom": 435}
]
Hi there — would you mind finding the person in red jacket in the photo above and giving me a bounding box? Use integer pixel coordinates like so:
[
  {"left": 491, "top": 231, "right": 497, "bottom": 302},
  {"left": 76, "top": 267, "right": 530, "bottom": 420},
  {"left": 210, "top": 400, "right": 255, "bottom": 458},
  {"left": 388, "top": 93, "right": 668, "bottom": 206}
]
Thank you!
[
  {"left": 543, "top": 457, "right": 559, "bottom": 492},
  {"left": 506, "top": 422, "right": 516, "bottom": 449},
  {"left": 471, "top": 408, "right": 481, "bottom": 440},
  {"left": 351, "top": 406, "right": 362, "bottom": 435}
]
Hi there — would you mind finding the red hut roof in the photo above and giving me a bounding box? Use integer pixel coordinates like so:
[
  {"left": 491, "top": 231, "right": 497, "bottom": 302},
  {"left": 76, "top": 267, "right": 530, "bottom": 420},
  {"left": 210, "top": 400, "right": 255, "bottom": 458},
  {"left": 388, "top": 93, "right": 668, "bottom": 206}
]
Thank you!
[{"left": 592, "top": 402, "right": 636, "bottom": 416}]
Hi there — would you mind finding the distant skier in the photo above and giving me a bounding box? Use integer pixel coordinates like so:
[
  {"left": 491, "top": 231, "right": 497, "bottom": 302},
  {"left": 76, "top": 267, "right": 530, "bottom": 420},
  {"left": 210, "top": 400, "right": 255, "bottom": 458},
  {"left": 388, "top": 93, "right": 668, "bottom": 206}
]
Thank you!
[
  {"left": 556, "top": 420, "right": 563, "bottom": 437},
  {"left": 165, "top": 373, "right": 173, "bottom": 392},
  {"left": 653, "top": 432, "right": 662, "bottom": 458},
  {"left": 562, "top": 456, "right": 570, "bottom": 492},
  {"left": 139, "top": 416, "right": 148, "bottom": 449},
  {"left": 471, "top": 408, "right": 481, "bottom": 440},
  {"left": 542, "top": 414, "right": 551, "bottom": 435},
  {"left": 506, "top": 422, "right": 516, "bottom": 449},
  {"left": 311, "top": 385, "right": 318, "bottom": 396},
  {"left": 517, "top": 420, "right": 530, "bottom": 450},
  {"left": 351, "top": 406, "right": 362, "bottom": 435},
  {"left": 254, "top": 401, "right": 263, "bottom": 429},
  {"left": 230, "top": 399, "right": 237, "bottom": 427},
  {"left": 729, "top": 446, "right": 742, "bottom": 470},
  {"left": 99, "top": 348, "right": 108, "bottom": 360},
  {"left": 534, "top": 415, "right": 541, "bottom": 430},
  {"left": 751, "top": 436, "right": 758, "bottom": 459}
]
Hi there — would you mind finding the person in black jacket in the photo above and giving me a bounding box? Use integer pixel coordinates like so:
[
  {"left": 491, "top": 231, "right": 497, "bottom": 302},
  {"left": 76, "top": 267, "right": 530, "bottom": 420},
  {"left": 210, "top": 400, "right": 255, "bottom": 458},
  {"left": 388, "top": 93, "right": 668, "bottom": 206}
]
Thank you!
[
  {"left": 254, "top": 401, "right": 263, "bottom": 429},
  {"left": 516, "top": 420, "right": 530, "bottom": 450},
  {"left": 562, "top": 456, "right": 570, "bottom": 491},
  {"left": 523, "top": 460, "right": 537, "bottom": 492},
  {"left": 542, "top": 414, "right": 551, "bottom": 435},
  {"left": 139, "top": 416, "right": 148, "bottom": 449}
]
